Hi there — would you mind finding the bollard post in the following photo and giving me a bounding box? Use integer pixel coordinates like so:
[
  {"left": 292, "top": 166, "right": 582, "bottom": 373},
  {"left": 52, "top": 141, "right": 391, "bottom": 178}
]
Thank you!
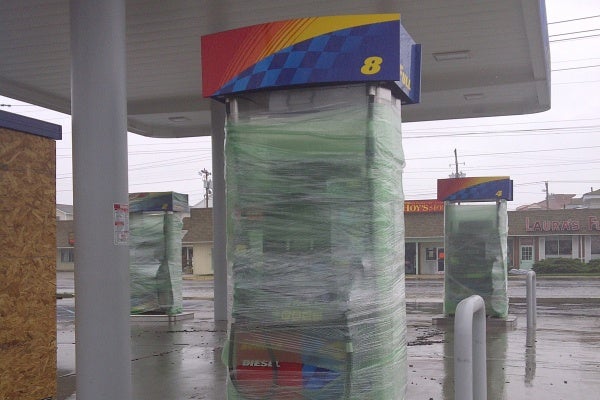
[
  {"left": 454, "top": 295, "right": 487, "bottom": 400},
  {"left": 526, "top": 270, "right": 537, "bottom": 347},
  {"left": 526, "top": 270, "right": 537, "bottom": 328}
]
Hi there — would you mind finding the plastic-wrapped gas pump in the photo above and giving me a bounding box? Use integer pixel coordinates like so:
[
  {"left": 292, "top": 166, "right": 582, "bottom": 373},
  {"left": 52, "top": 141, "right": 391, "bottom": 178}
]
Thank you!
[
  {"left": 443, "top": 201, "right": 509, "bottom": 318},
  {"left": 129, "top": 192, "right": 187, "bottom": 315},
  {"left": 223, "top": 84, "right": 407, "bottom": 399}
]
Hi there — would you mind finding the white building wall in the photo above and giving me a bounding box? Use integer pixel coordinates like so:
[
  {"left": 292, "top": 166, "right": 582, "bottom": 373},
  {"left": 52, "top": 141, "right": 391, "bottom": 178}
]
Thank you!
[{"left": 192, "top": 243, "right": 213, "bottom": 275}]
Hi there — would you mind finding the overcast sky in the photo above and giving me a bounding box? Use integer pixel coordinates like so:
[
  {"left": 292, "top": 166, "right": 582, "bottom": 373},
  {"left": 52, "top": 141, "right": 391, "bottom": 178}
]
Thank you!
[{"left": 1, "top": 0, "right": 599, "bottom": 210}]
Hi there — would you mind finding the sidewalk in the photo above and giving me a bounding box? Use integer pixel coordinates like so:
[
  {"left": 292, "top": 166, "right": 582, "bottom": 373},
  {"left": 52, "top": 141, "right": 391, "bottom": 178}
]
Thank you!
[
  {"left": 405, "top": 274, "right": 600, "bottom": 304},
  {"left": 56, "top": 273, "right": 600, "bottom": 399}
]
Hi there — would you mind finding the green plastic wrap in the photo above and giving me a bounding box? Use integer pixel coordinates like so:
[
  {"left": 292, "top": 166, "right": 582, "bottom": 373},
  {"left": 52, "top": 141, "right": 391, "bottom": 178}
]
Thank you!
[
  {"left": 129, "top": 211, "right": 184, "bottom": 315},
  {"left": 443, "top": 201, "right": 509, "bottom": 318},
  {"left": 224, "top": 84, "right": 406, "bottom": 400}
]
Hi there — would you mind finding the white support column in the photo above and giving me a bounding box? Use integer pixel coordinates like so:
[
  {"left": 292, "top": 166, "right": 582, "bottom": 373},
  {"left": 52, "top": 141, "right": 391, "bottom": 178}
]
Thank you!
[
  {"left": 70, "top": 1, "right": 132, "bottom": 399},
  {"left": 211, "top": 101, "right": 228, "bottom": 322}
]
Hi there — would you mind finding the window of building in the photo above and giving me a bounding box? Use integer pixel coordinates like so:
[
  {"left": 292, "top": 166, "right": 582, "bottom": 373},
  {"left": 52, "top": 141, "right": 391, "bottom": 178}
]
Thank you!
[
  {"left": 545, "top": 236, "right": 572, "bottom": 257},
  {"left": 60, "top": 248, "right": 74, "bottom": 263},
  {"left": 591, "top": 236, "right": 600, "bottom": 255},
  {"left": 426, "top": 247, "right": 437, "bottom": 261},
  {"left": 521, "top": 246, "right": 533, "bottom": 261}
]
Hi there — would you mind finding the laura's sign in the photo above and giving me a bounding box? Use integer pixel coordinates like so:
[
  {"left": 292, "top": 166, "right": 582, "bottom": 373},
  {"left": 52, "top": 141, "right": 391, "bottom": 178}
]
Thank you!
[{"left": 525, "top": 216, "right": 600, "bottom": 232}]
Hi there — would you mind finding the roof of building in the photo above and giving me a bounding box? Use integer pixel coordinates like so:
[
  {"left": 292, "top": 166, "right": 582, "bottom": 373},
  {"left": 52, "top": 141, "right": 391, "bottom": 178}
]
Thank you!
[
  {"left": 0, "top": 109, "right": 62, "bottom": 140},
  {"left": 192, "top": 197, "right": 212, "bottom": 209},
  {"left": 182, "top": 208, "right": 213, "bottom": 243},
  {"left": 516, "top": 194, "right": 577, "bottom": 211},
  {"left": 56, "top": 204, "right": 74, "bottom": 215}
]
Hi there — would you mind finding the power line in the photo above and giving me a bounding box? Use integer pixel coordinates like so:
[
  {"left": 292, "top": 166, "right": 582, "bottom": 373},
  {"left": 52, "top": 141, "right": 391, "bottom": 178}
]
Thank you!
[
  {"left": 549, "top": 28, "right": 600, "bottom": 37},
  {"left": 466, "top": 158, "right": 600, "bottom": 172},
  {"left": 405, "top": 116, "right": 600, "bottom": 132},
  {"left": 404, "top": 124, "right": 600, "bottom": 139},
  {"left": 0, "top": 103, "right": 33, "bottom": 107},
  {"left": 550, "top": 33, "right": 600, "bottom": 42},
  {"left": 129, "top": 157, "right": 210, "bottom": 171},
  {"left": 129, "top": 177, "right": 204, "bottom": 187},
  {"left": 56, "top": 148, "right": 212, "bottom": 158},
  {"left": 553, "top": 56, "right": 600, "bottom": 64},
  {"left": 548, "top": 15, "right": 600, "bottom": 24},
  {"left": 405, "top": 144, "right": 600, "bottom": 161},
  {"left": 553, "top": 79, "right": 600, "bottom": 85},
  {"left": 403, "top": 159, "right": 600, "bottom": 177},
  {"left": 552, "top": 64, "right": 600, "bottom": 72}
]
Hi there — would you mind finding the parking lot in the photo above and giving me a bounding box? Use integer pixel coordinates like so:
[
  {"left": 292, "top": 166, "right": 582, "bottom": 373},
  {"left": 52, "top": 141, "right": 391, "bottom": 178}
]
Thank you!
[{"left": 56, "top": 273, "right": 600, "bottom": 399}]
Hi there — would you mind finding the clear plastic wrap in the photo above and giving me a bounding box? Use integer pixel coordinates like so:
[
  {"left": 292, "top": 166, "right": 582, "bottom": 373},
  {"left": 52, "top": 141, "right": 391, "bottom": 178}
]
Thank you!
[
  {"left": 223, "top": 84, "right": 407, "bottom": 399},
  {"left": 129, "top": 211, "right": 184, "bottom": 315},
  {"left": 443, "top": 201, "right": 509, "bottom": 318}
]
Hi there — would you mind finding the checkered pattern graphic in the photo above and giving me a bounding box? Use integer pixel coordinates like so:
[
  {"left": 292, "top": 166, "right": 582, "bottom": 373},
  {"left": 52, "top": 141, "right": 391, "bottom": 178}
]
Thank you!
[
  {"left": 215, "top": 22, "right": 396, "bottom": 95},
  {"left": 445, "top": 181, "right": 512, "bottom": 202}
]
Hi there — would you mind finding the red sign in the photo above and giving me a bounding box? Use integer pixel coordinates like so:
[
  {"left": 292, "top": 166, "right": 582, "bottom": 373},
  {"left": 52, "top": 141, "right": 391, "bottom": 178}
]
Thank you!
[
  {"left": 404, "top": 200, "right": 444, "bottom": 213},
  {"left": 437, "top": 176, "right": 512, "bottom": 202},
  {"left": 230, "top": 329, "right": 345, "bottom": 398}
]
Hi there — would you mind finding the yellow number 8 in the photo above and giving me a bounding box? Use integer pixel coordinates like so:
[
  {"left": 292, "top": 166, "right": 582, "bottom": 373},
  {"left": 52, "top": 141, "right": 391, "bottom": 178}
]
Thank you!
[{"left": 361, "top": 56, "right": 383, "bottom": 75}]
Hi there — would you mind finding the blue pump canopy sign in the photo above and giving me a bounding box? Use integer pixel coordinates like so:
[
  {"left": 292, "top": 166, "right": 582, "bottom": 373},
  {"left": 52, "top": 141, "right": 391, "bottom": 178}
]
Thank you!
[{"left": 202, "top": 14, "right": 421, "bottom": 104}]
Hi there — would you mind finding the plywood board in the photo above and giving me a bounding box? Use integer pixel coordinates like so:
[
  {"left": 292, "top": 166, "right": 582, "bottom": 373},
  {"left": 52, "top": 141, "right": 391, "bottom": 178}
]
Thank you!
[{"left": 0, "top": 128, "right": 57, "bottom": 400}]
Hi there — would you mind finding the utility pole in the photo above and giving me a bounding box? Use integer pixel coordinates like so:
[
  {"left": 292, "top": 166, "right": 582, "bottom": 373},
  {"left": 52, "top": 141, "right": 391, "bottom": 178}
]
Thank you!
[
  {"left": 450, "top": 149, "right": 466, "bottom": 178},
  {"left": 544, "top": 181, "right": 549, "bottom": 210},
  {"left": 200, "top": 168, "right": 212, "bottom": 208},
  {"left": 454, "top": 148, "right": 459, "bottom": 178}
]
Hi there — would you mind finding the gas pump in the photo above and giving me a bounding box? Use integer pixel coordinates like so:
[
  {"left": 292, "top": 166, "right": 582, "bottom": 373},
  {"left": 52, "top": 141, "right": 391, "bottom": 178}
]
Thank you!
[
  {"left": 202, "top": 15, "right": 421, "bottom": 399},
  {"left": 437, "top": 177, "right": 512, "bottom": 318}
]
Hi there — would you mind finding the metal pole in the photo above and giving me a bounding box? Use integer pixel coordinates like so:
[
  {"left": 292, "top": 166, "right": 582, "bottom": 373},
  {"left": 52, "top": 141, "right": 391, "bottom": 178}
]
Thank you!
[
  {"left": 454, "top": 148, "right": 459, "bottom": 177},
  {"left": 200, "top": 168, "right": 211, "bottom": 208},
  {"left": 454, "top": 295, "right": 487, "bottom": 400},
  {"left": 525, "top": 342, "right": 537, "bottom": 384},
  {"left": 70, "top": 0, "right": 132, "bottom": 399},
  {"left": 526, "top": 270, "right": 537, "bottom": 347},
  {"left": 211, "top": 101, "right": 228, "bottom": 322}
]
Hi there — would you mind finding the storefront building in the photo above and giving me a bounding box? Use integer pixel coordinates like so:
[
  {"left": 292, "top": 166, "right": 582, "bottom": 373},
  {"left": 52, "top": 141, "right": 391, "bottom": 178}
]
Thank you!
[
  {"left": 404, "top": 200, "right": 600, "bottom": 275},
  {"left": 56, "top": 201, "right": 600, "bottom": 276},
  {"left": 404, "top": 200, "right": 445, "bottom": 275},
  {"left": 508, "top": 209, "right": 600, "bottom": 270}
]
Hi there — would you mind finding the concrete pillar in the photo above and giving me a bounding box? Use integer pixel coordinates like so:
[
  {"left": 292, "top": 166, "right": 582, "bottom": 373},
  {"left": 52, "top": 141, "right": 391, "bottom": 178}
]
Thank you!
[
  {"left": 70, "top": 0, "right": 132, "bottom": 399},
  {"left": 211, "top": 101, "right": 228, "bottom": 322}
]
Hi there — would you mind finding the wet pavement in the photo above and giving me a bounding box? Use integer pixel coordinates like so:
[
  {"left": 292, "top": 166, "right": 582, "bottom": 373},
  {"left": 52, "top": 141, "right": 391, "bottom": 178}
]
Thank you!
[{"left": 56, "top": 272, "right": 600, "bottom": 399}]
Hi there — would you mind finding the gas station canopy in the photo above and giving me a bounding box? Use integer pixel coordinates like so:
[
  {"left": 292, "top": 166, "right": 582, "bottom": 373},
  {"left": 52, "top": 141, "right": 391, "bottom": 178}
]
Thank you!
[{"left": 0, "top": 0, "right": 550, "bottom": 138}]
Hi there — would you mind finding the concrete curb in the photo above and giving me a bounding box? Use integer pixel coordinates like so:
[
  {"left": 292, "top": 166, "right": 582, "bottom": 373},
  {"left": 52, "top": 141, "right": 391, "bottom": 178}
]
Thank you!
[{"left": 406, "top": 297, "right": 600, "bottom": 306}]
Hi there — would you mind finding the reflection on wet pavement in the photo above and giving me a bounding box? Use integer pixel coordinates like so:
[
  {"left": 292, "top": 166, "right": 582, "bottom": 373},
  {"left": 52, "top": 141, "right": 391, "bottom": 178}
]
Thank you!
[{"left": 56, "top": 273, "right": 600, "bottom": 399}]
